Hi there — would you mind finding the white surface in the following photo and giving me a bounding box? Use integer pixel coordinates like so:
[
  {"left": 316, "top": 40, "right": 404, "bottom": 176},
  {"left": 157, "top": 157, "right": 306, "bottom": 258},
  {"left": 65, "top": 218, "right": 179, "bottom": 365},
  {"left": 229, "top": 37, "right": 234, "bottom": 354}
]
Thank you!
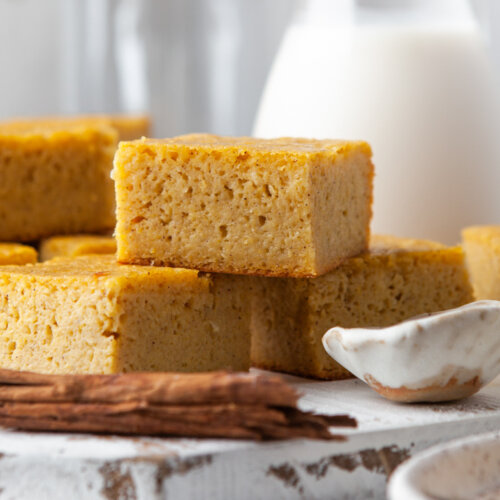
[
  {"left": 1, "top": 372, "right": 500, "bottom": 499},
  {"left": 323, "top": 301, "right": 500, "bottom": 391},
  {"left": 388, "top": 431, "right": 500, "bottom": 500}
]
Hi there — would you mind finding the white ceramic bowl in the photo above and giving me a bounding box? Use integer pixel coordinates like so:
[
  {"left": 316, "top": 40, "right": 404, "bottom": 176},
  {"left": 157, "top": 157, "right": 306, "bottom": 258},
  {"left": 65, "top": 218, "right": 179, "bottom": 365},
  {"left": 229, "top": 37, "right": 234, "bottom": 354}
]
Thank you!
[
  {"left": 388, "top": 431, "right": 500, "bottom": 500},
  {"left": 322, "top": 300, "right": 500, "bottom": 402}
]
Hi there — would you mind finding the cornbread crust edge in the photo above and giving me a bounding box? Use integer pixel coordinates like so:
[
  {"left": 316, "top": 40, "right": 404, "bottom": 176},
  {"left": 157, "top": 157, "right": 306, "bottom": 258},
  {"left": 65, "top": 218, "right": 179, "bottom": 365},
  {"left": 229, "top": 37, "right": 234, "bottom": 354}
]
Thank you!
[
  {"left": 0, "top": 255, "right": 252, "bottom": 374},
  {"left": 251, "top": 236, "right": 474, "bottom": 380},
  {"left": 462, "top": 225, "right": 500, "bottom": 300},
  {"left": 310, "top": 142, "right": 374, "bottom": 275},
  {"left": 113, "top": 135, "right": 373, "bottom": 277}
]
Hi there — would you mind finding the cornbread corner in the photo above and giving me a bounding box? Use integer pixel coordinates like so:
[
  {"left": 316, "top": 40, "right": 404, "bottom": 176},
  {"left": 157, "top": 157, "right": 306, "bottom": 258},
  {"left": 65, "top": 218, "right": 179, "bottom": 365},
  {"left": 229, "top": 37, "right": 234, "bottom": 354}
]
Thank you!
[
  {"left": 462, "top": 225, "right": 500, "bottom": 300},
  {"left": 0, "top": 255, "right": 252, "bottom": 374},
  {"left": 0, "top": 119, "right": 117, "bottom": 242},
  {"left": 0, "top": 243, "right": 37, "bottom": 265},
  {"left": 251, "top": 235, "right": 474, "bottom": 380},
  {"left": 40, "top": 235, "right": 116, "bottom": 261},
  {"left": 113, "top": 134, "right": 374, "bottom": 277}
]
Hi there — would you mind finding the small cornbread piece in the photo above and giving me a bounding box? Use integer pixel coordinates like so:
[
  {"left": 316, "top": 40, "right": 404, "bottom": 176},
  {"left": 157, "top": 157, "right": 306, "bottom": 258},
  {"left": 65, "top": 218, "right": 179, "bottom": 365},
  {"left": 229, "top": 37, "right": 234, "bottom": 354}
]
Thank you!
[
  {"left": 0, "top": 244, "right": 37, "bottom": 265},
  {"left": 462, "top": 225, "right": 500, "bottom": 300},
  {"left": 39, "top": 235, "right": 116, "bottom": 261},
  {"left": 113, "top": 134, "right": 374, "bottom": 277},
  {"left": 251, "top": 235, "right": 474, "bottom": 380},
  {"left": 0, "top": 255, "right": 251, "bottom": 374},
  {"left": 0, "top": 120, "right": 117, "bottom": 242}
]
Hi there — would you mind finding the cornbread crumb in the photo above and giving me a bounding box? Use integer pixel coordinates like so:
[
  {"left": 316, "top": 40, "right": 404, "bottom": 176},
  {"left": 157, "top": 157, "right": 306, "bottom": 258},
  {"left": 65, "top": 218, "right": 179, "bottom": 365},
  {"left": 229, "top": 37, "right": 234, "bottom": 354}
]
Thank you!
[
  {"left": 0, "top": 120, "right": 117, "bottom": 242},
  {"left": 40, "top": 235, "right": 116, "bottom": 261},
  {"left": 251, "top": 235, "right": 474, "bottom": 379},
  {"left": 113, "top": 134, "right": 374, "bottom": 277},
  {"left": 0, "top": 244, "right": 37, "bottom": 265},
  {"left": 462, "top": 225, "right": 500, "bottom": 300},
  {"left": 0, "top": 255, "right": 251, "bottom": 374}
]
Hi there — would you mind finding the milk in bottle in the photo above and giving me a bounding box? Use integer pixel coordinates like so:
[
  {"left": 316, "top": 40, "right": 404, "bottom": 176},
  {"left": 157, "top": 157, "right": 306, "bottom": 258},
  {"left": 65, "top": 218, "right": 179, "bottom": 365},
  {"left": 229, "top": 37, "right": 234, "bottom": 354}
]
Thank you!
[{"left": 254, "top": 0, "right": 500, "bottom": 244}]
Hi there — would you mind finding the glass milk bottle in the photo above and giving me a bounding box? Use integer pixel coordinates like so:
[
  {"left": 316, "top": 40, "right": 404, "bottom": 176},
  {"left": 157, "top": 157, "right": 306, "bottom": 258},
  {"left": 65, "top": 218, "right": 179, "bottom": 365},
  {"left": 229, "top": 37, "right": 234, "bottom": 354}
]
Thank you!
[{"left": 254, "top": 0, "right": 500, "bottom": 244}]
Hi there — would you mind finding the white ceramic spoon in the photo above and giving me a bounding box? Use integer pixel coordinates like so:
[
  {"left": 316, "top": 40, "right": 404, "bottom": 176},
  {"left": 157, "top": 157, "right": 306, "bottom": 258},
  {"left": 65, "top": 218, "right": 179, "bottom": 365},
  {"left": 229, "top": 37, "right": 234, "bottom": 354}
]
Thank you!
[{"left": 322, "top": 300, "right": 500, "bottom": 403}]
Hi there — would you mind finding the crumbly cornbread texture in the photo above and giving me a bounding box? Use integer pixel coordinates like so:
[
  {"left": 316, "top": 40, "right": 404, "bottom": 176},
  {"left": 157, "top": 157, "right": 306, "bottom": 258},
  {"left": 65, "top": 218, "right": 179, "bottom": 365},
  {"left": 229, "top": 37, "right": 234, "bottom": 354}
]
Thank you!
[
  {"left": 0, "top": 255, "right": 251, "bottom": 374},
  {"left": 0, "top": 244, "right": 37, "bottom": 265},
  {"left": 251, "top": 235, "right": 474, "bottom": 379},
  {"left": 462, "top": 225, "right": 500, "bottom": 300},
  {"left": 39, "top": 235, "right": 116, "bottom": 261},
  {"left": 113, "top": 134, "right": 374, "bottom": 277},
  {"left": 0, "top": 120, "right": 117, "bottom": 242}
]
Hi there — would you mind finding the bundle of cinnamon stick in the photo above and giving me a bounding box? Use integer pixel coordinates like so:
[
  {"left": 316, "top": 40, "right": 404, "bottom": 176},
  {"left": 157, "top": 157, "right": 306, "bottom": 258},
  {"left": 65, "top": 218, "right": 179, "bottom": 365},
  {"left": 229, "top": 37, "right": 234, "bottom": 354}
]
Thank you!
[{"left": 0, "top": 369, "right": 356, "bottom": 440}]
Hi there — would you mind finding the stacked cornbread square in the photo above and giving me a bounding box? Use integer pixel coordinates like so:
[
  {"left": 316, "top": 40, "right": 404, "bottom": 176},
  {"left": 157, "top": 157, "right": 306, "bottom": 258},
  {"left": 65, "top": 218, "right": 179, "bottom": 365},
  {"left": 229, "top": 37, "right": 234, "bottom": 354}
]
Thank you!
[
  {"left": 113, "top": 134, "right": 474, "bottom": 380},
  {"left": 108, "top": 133, "right": 375, "bottom": 376},
  {"left": 251, "top": 235, "right": 474, "bottom": 379},
  {"left": 113, "top": 134, "right": 374, "bottom": 277}
]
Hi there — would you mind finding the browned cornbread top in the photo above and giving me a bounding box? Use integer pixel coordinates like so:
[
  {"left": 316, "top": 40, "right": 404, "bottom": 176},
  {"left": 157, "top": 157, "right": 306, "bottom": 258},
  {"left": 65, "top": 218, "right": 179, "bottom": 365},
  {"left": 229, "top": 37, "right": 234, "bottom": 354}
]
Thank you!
[
  {"left": 0, "top": 120, "right": 117, "bottom": 242},
  {"left": 140, "top": 134, "right": 372, "bottom": 154},
  {"left": 114, "top": 134, "right": 374, "bottom": 277}
]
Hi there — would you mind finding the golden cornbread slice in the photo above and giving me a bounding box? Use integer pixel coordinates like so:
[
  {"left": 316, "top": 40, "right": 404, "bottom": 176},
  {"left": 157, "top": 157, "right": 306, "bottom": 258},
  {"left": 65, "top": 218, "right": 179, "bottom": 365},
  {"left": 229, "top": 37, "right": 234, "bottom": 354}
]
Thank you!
[
  {"left": 113, "top": 134, "right": 374, "bottom": 277},
  {"left": 0, "top": 244, "right": 37, "bottom": 265},
  {"left": 0, "top": 255, "right": 251, "bottom": 374},
  {"left": 462, "top": 225, "right": 500, "bottom": 299},
  {"left": 0, "top": 120, "right": 117, "bottom": 242},
  {"left": 251, "top": 235, "right": 474, "bottom": 379},
  {"left": 39, "top": 235, "right": 116, "bottom": 261}
]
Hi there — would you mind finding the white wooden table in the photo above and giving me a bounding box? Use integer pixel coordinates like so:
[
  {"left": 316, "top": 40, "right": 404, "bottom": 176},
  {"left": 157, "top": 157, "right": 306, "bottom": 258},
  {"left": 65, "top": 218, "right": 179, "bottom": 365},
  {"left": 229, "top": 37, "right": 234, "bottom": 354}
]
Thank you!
[{"left": 1, "top": 372, "right": 500, "bottom": 500}]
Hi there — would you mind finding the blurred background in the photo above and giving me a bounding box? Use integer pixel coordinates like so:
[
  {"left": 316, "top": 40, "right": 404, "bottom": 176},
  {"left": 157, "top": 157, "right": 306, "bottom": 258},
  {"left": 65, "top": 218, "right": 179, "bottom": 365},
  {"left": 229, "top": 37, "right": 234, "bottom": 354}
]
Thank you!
[
  {"left": 1, "top": 0, "right": 500, "bottom": 243},
  {"left": 0, "top": 0, "right": 295, "bottom": 136},
  {"left": 0, "top": 0, "right": 498, "bottom": 136}
]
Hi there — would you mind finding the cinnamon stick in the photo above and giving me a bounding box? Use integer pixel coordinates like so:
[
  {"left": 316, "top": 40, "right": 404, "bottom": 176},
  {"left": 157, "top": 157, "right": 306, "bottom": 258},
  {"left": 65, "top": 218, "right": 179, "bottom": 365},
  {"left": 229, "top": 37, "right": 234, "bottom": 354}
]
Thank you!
[{"left": 0, "top": 369, "right": 356, "bottom": 440}]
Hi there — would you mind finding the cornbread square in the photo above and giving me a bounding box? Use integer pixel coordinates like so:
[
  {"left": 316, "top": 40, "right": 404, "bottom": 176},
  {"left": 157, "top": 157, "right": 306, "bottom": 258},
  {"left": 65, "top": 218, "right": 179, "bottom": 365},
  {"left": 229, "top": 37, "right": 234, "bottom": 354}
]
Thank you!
[
  {"left": 462, "top": 225, "right": 500, "bottom": 300},
  {"left": 251, "top": 235, "right": 474, "bottom": 379},
  {"left": 113, "top": 134, "right": 374, "bottom": 277},
  {"left": 39, "top": 235, "right": 116, "bottom": 261},
  {"left": 0, "top": 255, "right": 251, "bottom": 374},
  {"left": 0, "top": 244, "right": 37, "bottom": 265},
  {"left": 0, "top": 120, "right": 117, "bottom": 242}
]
